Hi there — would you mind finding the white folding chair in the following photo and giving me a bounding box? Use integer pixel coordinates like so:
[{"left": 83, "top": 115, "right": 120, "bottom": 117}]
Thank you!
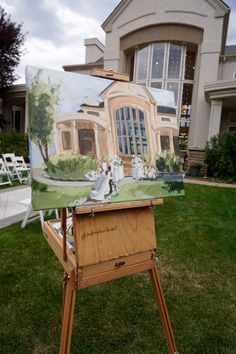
[
  {"left": 12, "top": 155, "right": 30, "bottom": 183},
  {"left": 0, "top": 158, "right": 12, "bottom": 186},
  {"left": 2, "top": 153, "right": 30, "bottom": 183},
  {"left": 2, "top": 153, "right": 15, "bottom": 179},
  {"left": 19, "top": 198, "right": 59, "bottom": 230}
]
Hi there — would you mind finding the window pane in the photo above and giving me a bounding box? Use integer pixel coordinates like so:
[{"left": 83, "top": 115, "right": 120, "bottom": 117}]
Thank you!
[
  {"left": 151, "top": 82, "right": 162, "bottom": 89},
  {"left": 181, "top": 83, "right": 193, "bottom": 118},
  {"left": 137, "top": 46, "right": 149, "bottom": 80},
  {"left": 168, "top": 44, "right": 182, "bottom": 79},
  {"left": 62, "top": 131, "right": 71, "bottom": 150},
  {"left": 185, "top": 48, "right": 196, "bottom": 80},
  {"left": 151, "top": 43, "right": 165, "bottom": 79},
  {"left": 115, "top": 107, "right": 147, "bottom": 155},
  {"left": 79, "top": 129, "right": 95, "bottom": 155},
  {"left": 160, "top": 136, "right": 170, "bottom": 151},
  {"left": 166, "top": 82, "right": 179, "bottom": 105}
]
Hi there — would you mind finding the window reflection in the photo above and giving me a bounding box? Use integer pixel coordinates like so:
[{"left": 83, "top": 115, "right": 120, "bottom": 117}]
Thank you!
[
  {"left": 185, "top": 47, "right": 196, "bottom": 80},
  {"left": 135, "top": 41, "right": 196, "bottom": 132},
  {"left": 168, "top": 44, "right": 182, "bottom": 79},
  {"left": 151, "top": 43, "right": 165, "bottom": 79},
  {"left": 137, "top": 46, "right": 149, "bottom": 80}
]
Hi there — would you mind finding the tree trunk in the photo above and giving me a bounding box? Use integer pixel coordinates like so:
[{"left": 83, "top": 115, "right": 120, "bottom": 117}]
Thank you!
[{"left": 38, "top": 143, "right": 47, "bottom": 164}]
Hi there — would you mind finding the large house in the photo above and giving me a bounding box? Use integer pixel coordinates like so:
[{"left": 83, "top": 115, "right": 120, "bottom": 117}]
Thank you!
[
  {"left": 54, "top": 81, "right": 179, "bottom": 169},
  {"left": 1, "top": 0, "right": 236, "bottom": 167}
]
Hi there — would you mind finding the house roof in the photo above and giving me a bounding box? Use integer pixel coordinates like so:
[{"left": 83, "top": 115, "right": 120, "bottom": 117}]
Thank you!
[{"left": 102, "top": 0, "right": 230, "bottom": 32}]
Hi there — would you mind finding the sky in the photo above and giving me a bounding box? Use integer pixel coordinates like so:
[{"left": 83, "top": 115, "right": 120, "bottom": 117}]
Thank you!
[{"left": 0, "top": 0, "right": 236, "bottom": 84}]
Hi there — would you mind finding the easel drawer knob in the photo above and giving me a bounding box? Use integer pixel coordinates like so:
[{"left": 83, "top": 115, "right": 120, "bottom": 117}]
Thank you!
[{"left": 115, "top": 261, "right": 126, "bottom": 268}]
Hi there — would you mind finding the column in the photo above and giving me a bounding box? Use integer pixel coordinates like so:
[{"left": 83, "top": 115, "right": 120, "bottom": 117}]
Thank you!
[
  {"left": 208, "top": 100, "right": 222, "bottom": 140},
  {"left": 157, "top": 132, "right": 161, "bottom": 154},
  {"left": 169, "top": 130, "right": 174, "bottom": 153},
  {"left": 94, "top": 125, "right": 100, "bottom": 159},
  {"left": 71, "top": 121, "right": 78, "bottom": 153}
]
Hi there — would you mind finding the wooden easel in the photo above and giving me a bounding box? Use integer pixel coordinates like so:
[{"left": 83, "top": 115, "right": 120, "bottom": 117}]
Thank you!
[
  {"left": 43, "top": 200, "right": 179, "bottom": 354},
  {"left": 43, "top": 69, "right": 178, "bottom": 353}
]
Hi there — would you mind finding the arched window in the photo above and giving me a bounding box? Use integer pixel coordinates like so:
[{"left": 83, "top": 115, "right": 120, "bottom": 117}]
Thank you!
[
  {"left": 115, "top": 107, "right": 148, "bottom": 155},
  {"left": 135, "top": 42, "right": 196, "bottom": 125}
]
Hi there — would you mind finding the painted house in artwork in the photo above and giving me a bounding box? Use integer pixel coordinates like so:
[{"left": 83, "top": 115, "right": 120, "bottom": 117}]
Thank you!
[{"left": 54, "top": 81, "right": 178, "bottom": 174}]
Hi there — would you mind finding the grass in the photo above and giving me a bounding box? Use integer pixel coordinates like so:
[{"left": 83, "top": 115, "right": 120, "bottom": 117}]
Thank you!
[
  {"left": 0, "top": 179, "right": 23, "bottom": 190},
  {"left": 0, "top": 184, "right": 236, "bottom": 353}
]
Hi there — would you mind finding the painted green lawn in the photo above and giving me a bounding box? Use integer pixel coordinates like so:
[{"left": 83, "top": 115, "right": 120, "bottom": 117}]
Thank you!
[
  {"left": 0, "top": 184, "right": 236, "bottom": 353},
  {"left": 32, "top": 176, "right": 184, "bottom": 210}
]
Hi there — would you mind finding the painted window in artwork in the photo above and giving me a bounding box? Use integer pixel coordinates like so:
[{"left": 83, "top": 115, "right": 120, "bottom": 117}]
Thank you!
[
  {"left": 116, "top": 107, "right": 148, "bottom": 155},
  {"left": 166, "top": 82, "right": 179, "bottom": 105},
  {"left": 78, "top": 129, "right": 96, "bottom": 156},
  {"left": 160, "top": 135, "right": 170, "bottom": 151},
  {"left": 62, "top": 131, "right": 72, "bottom": 150}
]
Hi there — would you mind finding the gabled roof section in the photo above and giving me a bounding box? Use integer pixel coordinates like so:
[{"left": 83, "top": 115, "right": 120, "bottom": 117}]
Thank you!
[
  {"left": 102, "top": 0, "right": 230, "bottom": 33},
  {"left": 208, "top": 0, "right": 230, "bottom": 16},
  {"left": 102, "top": 0, "right": 132, "bottom": 32}
]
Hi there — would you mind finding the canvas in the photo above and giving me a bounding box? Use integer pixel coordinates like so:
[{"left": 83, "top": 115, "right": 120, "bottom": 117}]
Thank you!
[{"left": 26, "top": 66, "right": 184, "bottom": 210}]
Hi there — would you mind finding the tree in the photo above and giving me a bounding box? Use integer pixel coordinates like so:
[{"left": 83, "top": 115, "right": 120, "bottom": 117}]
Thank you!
[
  {"left": 28, "top": 71, "right": 59, "bottom": 163},
  {"left": 0, "top": 6, "right": 25, "bottom": 88}
]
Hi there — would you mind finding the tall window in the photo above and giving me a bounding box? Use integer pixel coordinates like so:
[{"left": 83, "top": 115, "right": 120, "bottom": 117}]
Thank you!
[
  {"left": 134, "top": 42, "right": 196, "bottom": 123},
  {"left": 115, "top": 107, "right": 148, "bottom": 155},
  {"left": 79, "top": 129, "right": 96, "bottom": 156}
]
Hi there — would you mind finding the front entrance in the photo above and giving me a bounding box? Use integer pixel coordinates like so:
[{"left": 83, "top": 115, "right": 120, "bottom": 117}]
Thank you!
[{"left": 78, "top": 129, "right": 96, "bottom": 156}]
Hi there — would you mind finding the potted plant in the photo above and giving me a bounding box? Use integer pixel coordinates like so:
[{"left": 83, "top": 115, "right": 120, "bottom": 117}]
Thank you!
[{"left": 190, "top": 162, "right": 202, "bottom": 177}]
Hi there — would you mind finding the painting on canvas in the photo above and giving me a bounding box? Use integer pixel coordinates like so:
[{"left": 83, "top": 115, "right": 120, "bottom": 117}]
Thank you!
[{"left": 26, "top": 66, "right": 184, "bottom": 210}]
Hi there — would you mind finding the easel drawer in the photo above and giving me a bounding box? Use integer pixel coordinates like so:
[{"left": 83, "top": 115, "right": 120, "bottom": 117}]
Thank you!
[{"left": 78, "top": 251, "right": 155, "bottom": 288}]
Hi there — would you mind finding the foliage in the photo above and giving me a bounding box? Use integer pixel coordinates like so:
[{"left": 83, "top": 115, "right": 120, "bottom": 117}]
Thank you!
[
  {"left": 190, "top": 162, "right": 202, "bottom": 169},
  {"left": 0, "top": 184, "right": 236, "bottom": 353},
  {"left": 0, "top": 6, "right": 25, "bottom": 88},
  {"left": 0, "top": 130, "right": 29, "bottom": 161},
  {"left": 155, "top": 150, "right": 182, "bottom": 174},
  {"left": 45, "top": 154, "right": 98, "bottom": 180},
  {"left": 179, "top": 139, "right": 188, "bottom": 150},
  {"left": 28, "top": 70, "right": 59, "bottom": 163},
  {"left": 205, "top": 131, "right": 236, "bottom": 181}
]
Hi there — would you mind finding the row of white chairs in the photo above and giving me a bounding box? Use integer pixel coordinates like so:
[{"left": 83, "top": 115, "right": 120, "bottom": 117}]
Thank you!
[{"left": 0, "top": 153, "right": 30, "bottom": 186}]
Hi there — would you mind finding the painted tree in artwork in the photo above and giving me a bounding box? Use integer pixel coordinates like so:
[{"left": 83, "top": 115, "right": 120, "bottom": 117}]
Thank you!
[{"left": 28, "top": 71, "right": 59, "bottom": 163}]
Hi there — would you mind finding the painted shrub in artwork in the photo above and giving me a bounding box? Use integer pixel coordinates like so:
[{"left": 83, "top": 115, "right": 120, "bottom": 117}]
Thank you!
[{"left": 26, "top": 66, "right": 184, "bottom": 210}]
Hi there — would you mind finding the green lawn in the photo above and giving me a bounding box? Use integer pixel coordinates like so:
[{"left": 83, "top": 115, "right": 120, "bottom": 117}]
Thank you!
[{"left": 0, "top": 184, "right": 236, "bottom": 353}]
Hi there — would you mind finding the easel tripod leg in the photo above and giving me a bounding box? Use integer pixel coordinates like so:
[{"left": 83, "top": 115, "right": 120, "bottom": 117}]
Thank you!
[
  {"left": 60, "top": 270, "right": 76, "bottom": 354},
  {"left": 149, "top": 264, "right": 178, "bottom": 354}
]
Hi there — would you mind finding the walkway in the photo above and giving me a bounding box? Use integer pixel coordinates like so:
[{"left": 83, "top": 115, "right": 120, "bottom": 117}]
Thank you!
[{"left": 0, "top": 185, "right": 31, "bottom": 228}]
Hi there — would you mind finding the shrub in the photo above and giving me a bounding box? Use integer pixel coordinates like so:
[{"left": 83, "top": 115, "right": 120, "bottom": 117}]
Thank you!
[
  {"left": 45, "top": 155, "right": 98, "bottom": 180},
  {"left": 205, "top": 131, "right": 236, "bottom": 181},
  {"left": 0, "top": 130, "right": 29, "bottom": 161},
  {"left": 189, "top": 162, "right": 202, "bottom": 177},
  {"left": 190, "top": 162, "right": 202, "bottom": 170},
  {"left": 155, "top": 151, "right": 182, "bottom": 174}
]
